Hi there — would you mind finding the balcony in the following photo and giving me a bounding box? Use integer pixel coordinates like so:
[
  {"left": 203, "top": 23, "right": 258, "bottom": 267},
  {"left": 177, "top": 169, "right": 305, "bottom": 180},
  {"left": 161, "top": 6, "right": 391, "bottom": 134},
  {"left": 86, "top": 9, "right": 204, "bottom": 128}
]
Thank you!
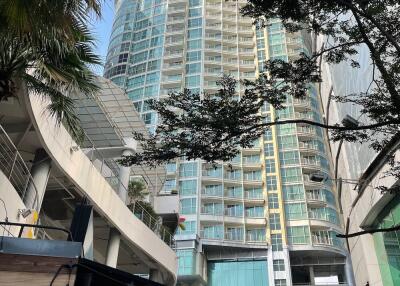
[
  {"left": 201, "top": 187, "right": 223, "bottom": 198},
  {"left": 246, "top": 233, "right": 267, "bottom": 243},
  {"left": 225, "top": 231, "right": 244, "bottom": 241},
  {"left": 312, "top": 233, "right": 344, "bottom": 249},
  {"left": 200, "top": 229, "right": 224, "bottom": 240}
]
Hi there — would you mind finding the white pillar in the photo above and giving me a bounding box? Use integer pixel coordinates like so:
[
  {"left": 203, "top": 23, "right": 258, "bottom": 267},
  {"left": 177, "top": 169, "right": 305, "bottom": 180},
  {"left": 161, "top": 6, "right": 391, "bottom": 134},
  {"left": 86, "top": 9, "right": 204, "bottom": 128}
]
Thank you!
[
  {"left": 345, "top": 254, "right": 356, "bottom": 286},
  {"left": 24, "top": 148, "right": 51, "bottom": 210},
  {"left": 309, "top": 266, "right": 315, "bottom": 285},
  {"left": 83, "top": 210, "right": 94, "bottom": 260},
  {"left": 118, "top": 148, "right": 133, "bottom": 203},
  {"left": 105, "top": 227, "right": 121, "bottom": 267},
  {"left": 149, "top": 269, "right": 164, "bottom": 285}
]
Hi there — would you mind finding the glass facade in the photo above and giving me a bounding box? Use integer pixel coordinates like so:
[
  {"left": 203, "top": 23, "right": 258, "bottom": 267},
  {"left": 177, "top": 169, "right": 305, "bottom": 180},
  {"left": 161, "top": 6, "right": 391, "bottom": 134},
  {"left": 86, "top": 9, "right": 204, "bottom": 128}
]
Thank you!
[
  {"left": 105, "top": 1, "right": 347, "bottom": 285},
  {"left": 208, "top": 260, "right": 269, "bottom": 286},
  {"left": 374, "top": 195, "right": 400, "bottom": 286}
]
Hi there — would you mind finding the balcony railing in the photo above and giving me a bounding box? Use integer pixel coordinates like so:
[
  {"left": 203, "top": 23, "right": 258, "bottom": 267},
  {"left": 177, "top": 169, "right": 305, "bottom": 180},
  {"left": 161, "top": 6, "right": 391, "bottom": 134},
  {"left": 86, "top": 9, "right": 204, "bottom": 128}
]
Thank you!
[{"left": 0, "top": 124, "right": 39, "bottom": 211}]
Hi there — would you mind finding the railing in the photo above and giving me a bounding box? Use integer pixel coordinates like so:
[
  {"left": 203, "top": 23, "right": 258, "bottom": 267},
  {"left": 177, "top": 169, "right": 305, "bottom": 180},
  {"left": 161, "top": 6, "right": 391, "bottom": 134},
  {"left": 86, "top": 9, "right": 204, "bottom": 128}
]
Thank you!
[
  {"left": 246, "top": 233, "right": 266, "bottom": 242},
  {"left": 225, "top": 231, "right": 244, "bottom": 241},
  {"left": 244, "top": 192, "right": 264, "bottom": 200},
  {"left": 0, "top": 125, "right": 39, "bottom": 211},
  {"left": 81, "top": 133, "right": 175, "bottom": 248},
  {"left": 201, "top": 188, "right": 223, "bottom": 197}
]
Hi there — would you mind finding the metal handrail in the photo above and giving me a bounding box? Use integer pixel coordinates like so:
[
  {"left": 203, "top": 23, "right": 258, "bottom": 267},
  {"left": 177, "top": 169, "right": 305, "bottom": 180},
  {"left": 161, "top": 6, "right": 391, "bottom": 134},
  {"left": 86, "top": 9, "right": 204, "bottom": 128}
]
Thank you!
[
  {"left": 79, "top": 132, "right": 175, "bottom": 248},
  {"left": 0, "top": 124, "right": 39, "bottom": 211},
  {"left": 0, "top": 221, "right": 72, "bottom": 239}
]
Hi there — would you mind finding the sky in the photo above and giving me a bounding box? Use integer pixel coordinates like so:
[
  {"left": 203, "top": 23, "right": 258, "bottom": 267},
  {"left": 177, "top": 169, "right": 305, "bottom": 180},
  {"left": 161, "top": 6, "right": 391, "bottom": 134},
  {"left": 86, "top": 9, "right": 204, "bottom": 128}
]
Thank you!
[{"left": 89, "top": 1, "right": 115, "bottom": 75}]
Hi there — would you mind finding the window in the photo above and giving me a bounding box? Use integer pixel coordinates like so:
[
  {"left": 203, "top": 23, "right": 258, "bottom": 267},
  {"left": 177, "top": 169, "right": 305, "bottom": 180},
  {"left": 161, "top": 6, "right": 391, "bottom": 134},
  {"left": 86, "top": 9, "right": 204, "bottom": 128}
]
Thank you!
[
  {"left": 146, "top": 72, "right": 160, "bottom": 84},
  {"left": 271, "top": 234, "right": 283, "bottom": 251},
  {"left": 275, "top": 279, "right": 287, "bottom": 286},
  {"left": 266, "top": 176, "right": 277, "bottom": 192},
  {"left": 202, "top": 224, "right": 223, "bottom": 239},
  {"left": 177, "top": 221, "right": 196, "bottom": 235},
  {"left": 188, "top": 18, "right": 202, "bottom": 28},
  {"left": 189, "top": 8, "right": 201, "bottom": 17},
  {"left": 268, "top": 194, "right": 279, "bottom": 209},
  {"left": 186, "top": 51, "right": 202, "bottom": 62},
  {"left": 141, "top": 112, "right": 155, "bottom": 125},
  {"left": 179, "top": 162, "right": 198, "bottom": 177},
  {"left": 189, "top": 0, "right": 200, "bottom": 7},
  {"left": 245, "top": 206, "right": 264, "bottom": 218},
  {"left": 186, "top": 63, "right": 201, "bottom": 74},
  {"left": 273, "top": 259, "right": 285, "bottom": 271},
  {"left": 180, "top": 198, "right": 196, "bottom": 214},
  {"left": 287, "top": 226, "right": 310, "bottom": 244},
  {"left": 281, "top": 167, "right": 302, "bottom": 183},
  {"left": 164, "top": 179, "right": 176, "bottom": 192},
  {"left": 179, "top": 180, "right": 197, "bottom": 196},
  {"left": 187, "top": 39, "right": 202, "bottom": 50},
  {"left": 283, "top": 185, "right": 304, "bottom": 201},
  {"left": 246, "top": 228, "right": 266, "bottom": 241},
  {"left": 204, "top": 184, "right": 223, "bottom": 196},
  {"left": 188, "top": 28, "right": 202, "bottom": 39},
  {"left": 265, "top": 159, "right": 276, "bottom": 173},
  {"left": 285, "top": 203, "right": 307, "bottom": 220},
  {"left": 226, "top": 227, "right": 244, "bottom": 241},
  {"left": 203, "top": 202, "right": 223, "bottom": 215},
  {"left": 264, "top": 143, "right": 274, "bottom": 157},
  {"left": 278, "top": 135, "right": 298, "bottom": 150},
  {"left": 177, "top": 249, "right": 196, "bottom": 275},
  {"left": 185, "top": 75, "right": 200, "bottom": 87},
  {"left": 269, "top": 213, "right": 281, "bottom": 230},
  {"left": 279, "top": 151, "right": 300, "bottom": 166},
  {"left": 166, "top": 163, "right": 176, "bottom": 173}
]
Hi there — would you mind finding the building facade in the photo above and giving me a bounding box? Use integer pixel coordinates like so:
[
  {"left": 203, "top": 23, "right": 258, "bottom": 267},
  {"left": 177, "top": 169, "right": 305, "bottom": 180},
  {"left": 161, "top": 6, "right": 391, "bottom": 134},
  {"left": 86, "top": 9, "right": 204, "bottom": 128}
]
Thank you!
[
  {"left": 104, "top": 0, "right": 353, "bottom": 285},
  {"left": 320, "top": 35, "right": 400, "bottom": 286}
]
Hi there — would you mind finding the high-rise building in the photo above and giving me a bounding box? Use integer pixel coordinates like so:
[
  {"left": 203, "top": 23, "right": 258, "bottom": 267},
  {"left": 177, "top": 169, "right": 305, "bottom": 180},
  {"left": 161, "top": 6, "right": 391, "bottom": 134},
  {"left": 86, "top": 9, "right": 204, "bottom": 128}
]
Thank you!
[{"left": 104, "top": 1, "right": 354, "bottom": 285}]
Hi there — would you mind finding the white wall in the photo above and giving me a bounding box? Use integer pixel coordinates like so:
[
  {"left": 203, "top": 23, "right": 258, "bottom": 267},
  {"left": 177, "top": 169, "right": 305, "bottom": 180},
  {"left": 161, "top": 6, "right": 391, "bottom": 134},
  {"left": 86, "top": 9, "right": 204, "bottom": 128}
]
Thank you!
[{"left": 25, "top": 91, "right": 177, "bottom": 284}]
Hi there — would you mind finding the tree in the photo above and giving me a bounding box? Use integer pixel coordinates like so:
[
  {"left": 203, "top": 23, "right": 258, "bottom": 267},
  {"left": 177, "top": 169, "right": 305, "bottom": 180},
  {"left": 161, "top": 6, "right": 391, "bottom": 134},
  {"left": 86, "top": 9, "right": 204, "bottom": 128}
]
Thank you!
[
  {"left": 119, "top": 1, "right": 400, "bottom": 240},
  {"left": 127, "top": 179, "right": 148, "bottom": 210},
  {"left": 0, "top": 0, "right": 103, "bottom": 140}
]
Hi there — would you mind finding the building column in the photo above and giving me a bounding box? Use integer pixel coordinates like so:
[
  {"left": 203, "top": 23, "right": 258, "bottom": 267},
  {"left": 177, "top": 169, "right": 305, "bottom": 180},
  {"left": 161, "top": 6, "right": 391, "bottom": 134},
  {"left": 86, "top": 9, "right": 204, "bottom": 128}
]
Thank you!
[
  {"left": 309, "top": 266, "right": 315, "bottom": 285},
  {"left": 83, "top": 210, "right": 94, "bottom": 260},
  {"left": 118, "top": 148, "right": 133, "bottom": 203},
  {"left": 105, "top": 227, "right": 121, "bottom": 267},
  {"left": 345, "top": 254, "right": 356, "bottom": 286},
  {"left": 24, "top": 148, "right": 51, "bottom": 210},
  {"left": 149, "top": 269, "right": 164, "bottom": 285}
]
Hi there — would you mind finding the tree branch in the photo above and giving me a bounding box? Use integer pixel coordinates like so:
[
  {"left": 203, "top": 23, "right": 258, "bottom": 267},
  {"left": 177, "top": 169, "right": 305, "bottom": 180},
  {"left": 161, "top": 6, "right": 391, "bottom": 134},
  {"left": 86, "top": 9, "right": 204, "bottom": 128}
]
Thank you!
[
  {"left": 337, "top": 224, "right": 400, "bottom": 238},
  {"left": 248, "top": 118, "right": 400, "bottom": 133}
]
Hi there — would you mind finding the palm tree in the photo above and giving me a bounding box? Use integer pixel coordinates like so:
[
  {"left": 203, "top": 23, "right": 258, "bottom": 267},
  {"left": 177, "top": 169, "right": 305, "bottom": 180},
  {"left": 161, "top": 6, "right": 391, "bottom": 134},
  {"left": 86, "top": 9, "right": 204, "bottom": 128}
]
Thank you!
[
  {"left": 0, "top": 0, "right": 103, "bottom": 140},
  {"left": 127, "top": 180, "right": 149, "bottom": 210}
]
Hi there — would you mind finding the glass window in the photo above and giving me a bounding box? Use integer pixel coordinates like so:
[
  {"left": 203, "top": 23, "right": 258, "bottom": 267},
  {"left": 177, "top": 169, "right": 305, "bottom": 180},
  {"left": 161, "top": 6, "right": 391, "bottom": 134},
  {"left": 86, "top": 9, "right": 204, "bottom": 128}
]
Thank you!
[
  {"left": 281, "top": 167, "right": 302, "bottom": 183},
  {"left": 208, "top": 260, "right": 268, "bottom": 286},
  {"left": 279, "top": 151, "right": 300, "bottom": 166},
  {"left": 264, "top": 143, "right": 274, "bottom": 157},
  {"left": 188, "top": 28, "right": 202, "bottom": 39},
  {"left": 187, "top": 39, "right": 202, "bottom": 50},
  {"left": 186, "top": 63, "right": 201, "bottom": 74},
  {"left": 179, "top": 162, "right": 198, "bottom": 177},
  {"left": 265, "top": 159, "right": 276, "bottom": 173},
  {"left": 185, "top": 75, "right": 200, "bottom": 87},
  {"left": 269, "top": 213, "right": 281, "bottom": 230},
  {"left": 202, "top": 224, "right": 223, "bottom": 240},
  {"left": 266, "top": 176, "right": 277, "bottom": 192},
  {"left": 188, "top": 18, "right": 202, "bottom": 28},
  {"left": 146, "top": 71, "right": 160, "bottom": 84},
  {"left": 189, "top": 8, "right": 201, "bottom": 17},
  {"left": 177, "top": 221, "right": 196, "bottom": 235},
  {"left": 271, "top": 234, "right": 283, "bottom": 251},
  {"left": 186, "top": 51, "right": 202, "bottom": 62},
  {"left": 179, "top": 179, "right": 197, "bottom": 196},
  {"left": 287, "top": 226, "right": 310, "bottom": 244},
  {"left": 283, "top": 185, "right": 305, "bottom": 201},
  {"left": 285, "top": 203, "right": 307, "bottom": 220},
  {"left": 189, "top": 0, "right": 201, "bottom": 7},
  {"left": 268, "top": 194, "right": 279, "bottom": 209},
  {"left": 177, "top": 249, "right": 196, "bottom": 275},
  {"left": 180, "top": 198, "right": 197, "bottom": 214},
  {"left": 273, "top": 259, "right": 285, "bottom": 271},
  {"left": 275, "top": 279, "right": 287, "bottom": 286}
]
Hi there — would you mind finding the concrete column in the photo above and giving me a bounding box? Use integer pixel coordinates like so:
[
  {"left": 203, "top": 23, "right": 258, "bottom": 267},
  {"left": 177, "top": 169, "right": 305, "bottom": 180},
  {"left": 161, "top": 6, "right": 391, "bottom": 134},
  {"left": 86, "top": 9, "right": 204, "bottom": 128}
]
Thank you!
[
  {"left": 345, "top": 254, "right": 356, "bottom": 286},
  {"left": 149, "top": 269, "right": 164, "bottom": 285},
  {"left": 24, "top": 148, "right": 51, "bottom": 210},
  {"left": 105, "top": 227, "right": 121, "bottom": 267},
  {"left": 83, "top": 210, "right": 94, "bottom": 260},
  {"left": 309, "top": 266, "right": 315, "bottom": 285},
  {"left": 118, "top": 148, "right": 133, "bottom": 203}
]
